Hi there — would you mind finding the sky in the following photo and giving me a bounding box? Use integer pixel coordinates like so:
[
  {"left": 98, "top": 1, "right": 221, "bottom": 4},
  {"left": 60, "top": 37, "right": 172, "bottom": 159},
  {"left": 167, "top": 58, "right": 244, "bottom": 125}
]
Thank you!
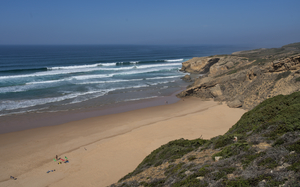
[{"left": 1, "top": 0, "right": 300, "bottom": 47}]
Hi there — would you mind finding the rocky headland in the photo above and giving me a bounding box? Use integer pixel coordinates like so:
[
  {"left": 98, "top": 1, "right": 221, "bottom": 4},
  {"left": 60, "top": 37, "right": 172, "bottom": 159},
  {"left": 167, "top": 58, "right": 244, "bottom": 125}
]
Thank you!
[
  {"left": 110, "top": 42, "right": 300, "bottom": 187},
  {"left": 178, "top": 42, "right": 300, "bottom": 110}
]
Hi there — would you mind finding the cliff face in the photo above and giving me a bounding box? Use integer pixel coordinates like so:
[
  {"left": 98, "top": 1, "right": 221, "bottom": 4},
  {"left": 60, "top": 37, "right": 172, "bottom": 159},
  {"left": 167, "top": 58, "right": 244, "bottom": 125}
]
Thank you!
[
  {"left": 180, "top": 56, "right": 246, "bottom": 76},
  {"left": 177, "top": 43, "right": 300, "bottom": 110}
]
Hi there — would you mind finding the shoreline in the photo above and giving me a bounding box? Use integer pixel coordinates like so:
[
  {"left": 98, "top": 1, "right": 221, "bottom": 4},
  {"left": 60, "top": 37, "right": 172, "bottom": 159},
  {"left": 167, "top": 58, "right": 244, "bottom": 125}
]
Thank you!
[
  {"left": 0, "top": 97, "right": 246, "bottom": 187},
  {"left": 0, "top": 87, "right": 186, "bottom": 134}
]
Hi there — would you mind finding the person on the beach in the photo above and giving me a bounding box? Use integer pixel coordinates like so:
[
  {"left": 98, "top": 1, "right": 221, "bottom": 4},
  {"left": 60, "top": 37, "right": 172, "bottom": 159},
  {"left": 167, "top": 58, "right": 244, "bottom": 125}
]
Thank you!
[
  {"left": 56, "top": 155, "right": 58, "bottom": 160},
  {"left": 165, "top": 101, "right": 168, "bottom": 104}
]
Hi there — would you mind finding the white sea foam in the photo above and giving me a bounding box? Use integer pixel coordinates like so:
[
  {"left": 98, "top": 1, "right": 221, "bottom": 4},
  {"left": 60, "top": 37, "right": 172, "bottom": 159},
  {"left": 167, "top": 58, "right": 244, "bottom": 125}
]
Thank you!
[
  {"left": 148, "top": 80, "right": 174, "bottom": 86},
  {"left": 0, "top": 94, "right": 75, "bottom": 111},
  {"left": 0, "top": 81, "right": 161, "bottom": 111},
  {"left": 101, "top": 63, "right": 117, "bottom": 66},
  {"left": 48, "top": 62, "right": 117, "bottom": 70},
  {"left": 146, "top": 75, "right": 182, "bottom": 80},
  {"left": 123, "top": 96, "right": 157, "bottom": 102},
  {"left": 75, "top": 78, "right": 143, "bottom": 85},
  {"left": 48, "top": 63, "right": 102, "bottom": 70},
  {"left": 0, "top": 82, "right": 56, "bottom": 93},
  {"left": 26, "top": 79, "right": 68, "bottom": 85},
  {"left": 71, "top": 74, "right": 113, "bottom": 80},
  {"left": 113, "top": 67, "right": 178, "bottom": 76},
  {"left": 164, "top": 59, "right": 184, "bottom": 62},
  {"left": 0, "top": 79, "right": 72, "bottom": 94},
  {"left": 0, "top": 89, "right": 112, "bottom": 111},
  {"left": 0, "top": 68, "right": 98, "bottom": 79},
  {"left": 0, "top": 70, "right": 181, "bottom": 94},
  {"left": 135, "top": 63, "right": 181, "bottom": 69},
  {"left": 67, "top": 90, "right": 111, "bottom": 105},
  {"left": 0, "top": 62, "right": 181, "bottom": 80},
  {"left": 109, "top": 66, "right": 134, "bottom": 70}
]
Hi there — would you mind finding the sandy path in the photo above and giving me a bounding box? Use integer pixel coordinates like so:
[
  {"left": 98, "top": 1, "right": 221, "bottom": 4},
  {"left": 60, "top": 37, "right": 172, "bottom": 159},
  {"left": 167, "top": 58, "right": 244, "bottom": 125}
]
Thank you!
[{"left": 0, "top": 98, "right": 245, "bottom": 187}]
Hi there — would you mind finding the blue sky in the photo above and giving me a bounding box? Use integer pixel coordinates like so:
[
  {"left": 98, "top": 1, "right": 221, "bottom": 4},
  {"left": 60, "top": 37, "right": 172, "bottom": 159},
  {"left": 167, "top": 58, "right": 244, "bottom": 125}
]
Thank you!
[{"left": 1, "top": 1, "right": 299, "bottom": 47}]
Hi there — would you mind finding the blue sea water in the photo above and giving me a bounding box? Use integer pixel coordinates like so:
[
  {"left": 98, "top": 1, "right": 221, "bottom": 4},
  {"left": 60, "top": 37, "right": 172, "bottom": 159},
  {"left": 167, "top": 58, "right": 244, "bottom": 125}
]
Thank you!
[{"left": 0, "top": 45, "right": 252, "bottom": 117}]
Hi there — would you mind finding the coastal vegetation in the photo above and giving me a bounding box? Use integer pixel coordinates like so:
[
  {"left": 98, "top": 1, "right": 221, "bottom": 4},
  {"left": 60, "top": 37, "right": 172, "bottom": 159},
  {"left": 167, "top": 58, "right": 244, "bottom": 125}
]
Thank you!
[{"left": 110, "top": 43, "right": 300, "bottom": 187}]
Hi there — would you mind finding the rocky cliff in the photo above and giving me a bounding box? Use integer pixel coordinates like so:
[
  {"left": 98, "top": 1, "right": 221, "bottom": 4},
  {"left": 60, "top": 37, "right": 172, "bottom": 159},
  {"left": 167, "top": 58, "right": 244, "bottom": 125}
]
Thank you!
[{"left": 178, "top": 43, "right": 300, "bottom": 110}]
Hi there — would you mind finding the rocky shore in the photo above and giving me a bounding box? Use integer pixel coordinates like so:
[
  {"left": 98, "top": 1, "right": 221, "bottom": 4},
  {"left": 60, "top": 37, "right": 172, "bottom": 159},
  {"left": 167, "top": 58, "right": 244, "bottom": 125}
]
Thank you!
[{"left": 177, "top": 42, "right": 300, "bottom": 110}]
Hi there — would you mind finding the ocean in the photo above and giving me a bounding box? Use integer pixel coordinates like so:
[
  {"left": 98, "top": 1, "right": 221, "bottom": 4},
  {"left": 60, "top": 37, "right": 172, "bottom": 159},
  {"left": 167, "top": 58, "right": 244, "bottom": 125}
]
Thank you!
[{"left": 0, "top": 45, "right": 251, "bottom": 118}]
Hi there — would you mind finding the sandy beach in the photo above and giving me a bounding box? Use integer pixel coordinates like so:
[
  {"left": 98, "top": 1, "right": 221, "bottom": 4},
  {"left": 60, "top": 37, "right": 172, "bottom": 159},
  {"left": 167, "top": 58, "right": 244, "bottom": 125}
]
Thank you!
[{"left": 0, "top": 98, "right": 245, "bottom": 187}]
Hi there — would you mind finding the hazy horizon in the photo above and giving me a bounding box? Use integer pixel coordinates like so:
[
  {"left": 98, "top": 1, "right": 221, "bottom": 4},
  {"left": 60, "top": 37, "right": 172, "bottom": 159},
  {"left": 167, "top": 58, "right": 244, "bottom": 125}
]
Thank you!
[{"left": 1, "top": 1, "right": 300, "bottom": 48}]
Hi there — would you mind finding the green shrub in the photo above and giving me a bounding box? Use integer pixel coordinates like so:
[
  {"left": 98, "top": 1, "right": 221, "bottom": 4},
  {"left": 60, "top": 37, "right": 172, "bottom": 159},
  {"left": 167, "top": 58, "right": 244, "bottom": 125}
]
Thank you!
[
  {"left": 227, "top": 92, "right": 300, "bottom": 136},
  {"left": 272, "top": 138, "right": 285, "bottom": 147},
  {"left": 172, "top": 174, "right": 208, "bottom": 187},
  {"left": 119, "top": 138, "right": 207, "bottom": 181},
  {"left": 241, "top": 152, "right": 266, "bottom": 169},
  {"left": 139, "top": 179, "right": 165, "bottom": 187},
  {"left": 213, "top": 134, "right": 235, "bottom": 149},
  {"left": 222, "top": 177, "right": 253, "bottom": 186},
  {"left": 286, "top": 140, "right": 300, "bottom": 153},
  {"left": 212, "top": 143, "right": 250, "bottom": 160},
  {"left": 258, "top": 157, "right": 278, "bottom": 169},
  {"left": 165, "top": 163, "right": 184, "bottom": 176},
  {"left": 196, "top": 165, "right": 211, "bottom": 176},
  {"left": 223, "top": 174, "right": 284, "bottom": 187},
  {"left": 213, "top": 167, "right": 236, "bottom": 180},
  {"left": 287, "top": 160, "right": 300, "bottom": 172}
]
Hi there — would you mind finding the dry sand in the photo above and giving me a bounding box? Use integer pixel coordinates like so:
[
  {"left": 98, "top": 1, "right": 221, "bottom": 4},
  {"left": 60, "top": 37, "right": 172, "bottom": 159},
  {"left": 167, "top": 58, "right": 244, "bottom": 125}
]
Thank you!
[{"left": 0, "top": 98, "right": 245, "bottom": 187}]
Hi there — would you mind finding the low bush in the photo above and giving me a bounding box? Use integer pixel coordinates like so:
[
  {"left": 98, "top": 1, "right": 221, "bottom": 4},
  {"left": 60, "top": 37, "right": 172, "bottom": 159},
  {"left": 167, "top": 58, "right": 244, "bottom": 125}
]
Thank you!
[
  {"left": 258, "top": 157, "right": 278, "bottom": 169},
  {"left": 241, "top": 152, "right": 266, "bottom": 169},
  {"left": 212, "top": 143, "right": 250, "bottom": 160},
  {"left": 119, "top": 138, "right": 207, "bottom": 182},
  {"left": 227, "top": 92, "right": 300, "bottom": 137},
  {"left": 287, "top": 160, "right": 300, "bottom": 172},
  {"left": 286, "top": 140, "right": 300, "bottom": 153}
]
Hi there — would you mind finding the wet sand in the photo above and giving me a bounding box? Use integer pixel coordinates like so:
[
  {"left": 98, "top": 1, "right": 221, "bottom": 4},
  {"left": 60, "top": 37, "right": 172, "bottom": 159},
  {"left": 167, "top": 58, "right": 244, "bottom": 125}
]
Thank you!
[
  {"left": 0, "top": 89, "right": 182, "bottom": 134},
  {"left": 0, "top": 98, "right": 245, "bottom": 187}
]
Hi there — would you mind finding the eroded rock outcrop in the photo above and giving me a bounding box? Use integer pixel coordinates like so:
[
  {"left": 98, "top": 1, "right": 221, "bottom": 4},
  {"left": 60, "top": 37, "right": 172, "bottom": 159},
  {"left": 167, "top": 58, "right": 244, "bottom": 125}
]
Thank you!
[
  {"left": 178, "top": 53, "right": 300, "bottom": 110},
  {"left": 264, "top": 55, "right": 300, "bottom": 72},
  {"left": 208, "top": 56, "right": 245, "bottom": 76},
  {"left": 180, "top": 74, "right": 192, "bottom": 82},
  {"left": 180, "top": 57, "right": 220, "bottom": 73}
]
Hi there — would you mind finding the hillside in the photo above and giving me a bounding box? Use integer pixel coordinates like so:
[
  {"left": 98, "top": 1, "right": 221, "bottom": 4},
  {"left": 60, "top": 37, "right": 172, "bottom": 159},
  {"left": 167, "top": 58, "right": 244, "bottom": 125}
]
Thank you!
[
  {"left": 109, "top": 43, "right": 300, "bottom": 187},
  {"left": 110, "top": 91, "right": 300, "bottom": 187}
]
